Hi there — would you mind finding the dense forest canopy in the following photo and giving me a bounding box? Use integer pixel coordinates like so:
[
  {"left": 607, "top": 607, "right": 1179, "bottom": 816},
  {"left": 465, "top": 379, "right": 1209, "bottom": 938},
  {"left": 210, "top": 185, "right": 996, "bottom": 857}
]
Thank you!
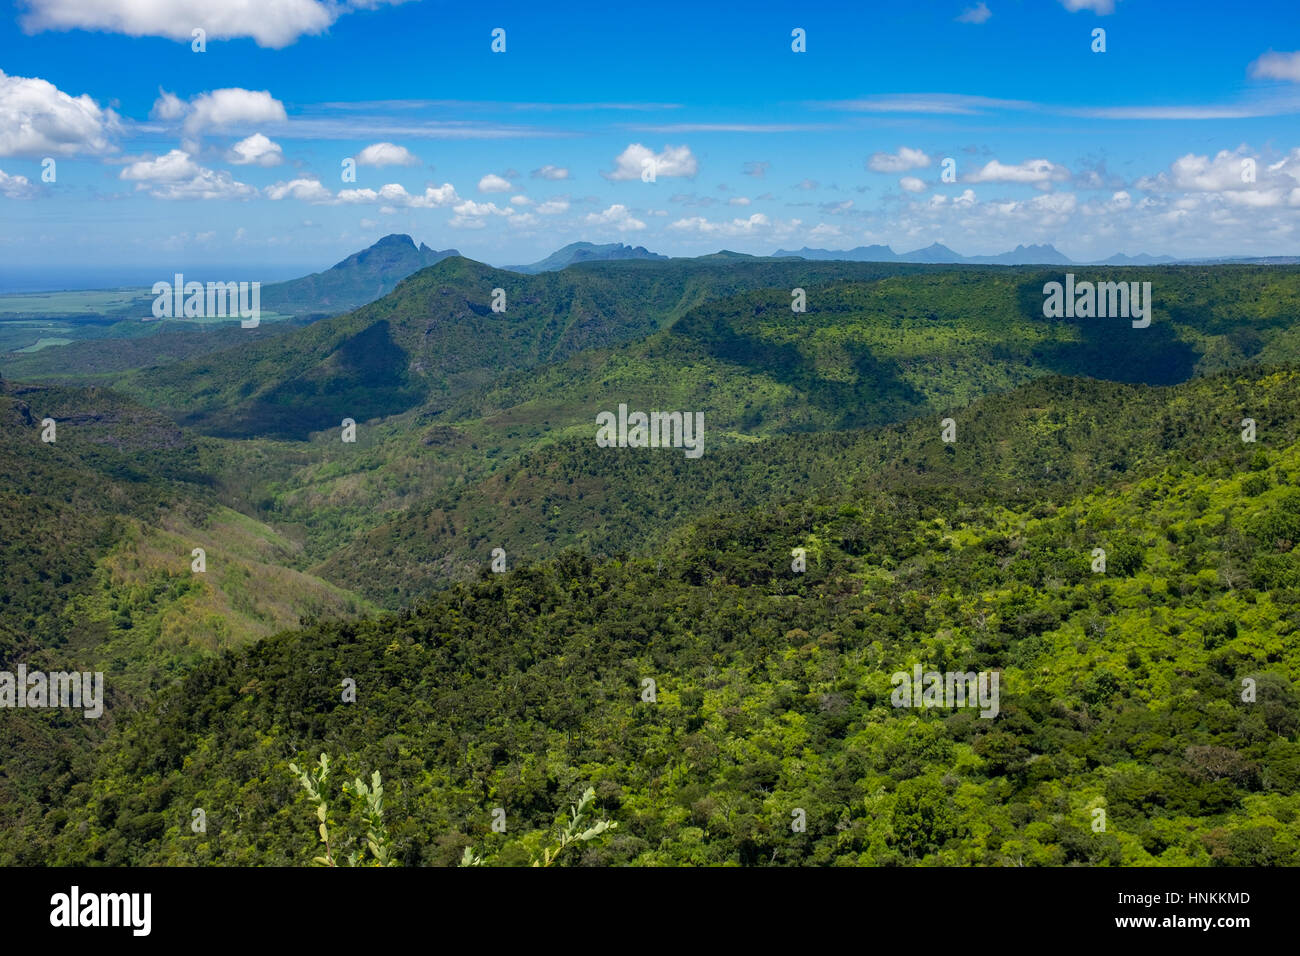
[{"left": 2, "top": 261, "right": 1299, "bottom": 866}]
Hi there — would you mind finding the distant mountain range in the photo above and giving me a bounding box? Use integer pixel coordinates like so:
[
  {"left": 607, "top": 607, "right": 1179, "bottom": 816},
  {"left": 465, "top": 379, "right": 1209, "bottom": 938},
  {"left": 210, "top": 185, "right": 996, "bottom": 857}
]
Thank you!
[
  {"left": 771, "top": 243, "right": 1182, "bottom": 266},
  {"left": 260, "top": 234, "right": 459, "bottom": 316},
  {"left": 254, "top": 236, "right": 1298, "bottom": 324},
  {"left": 498, "top": 239, "right": 1299, "bottom": 271},
  {"left": 504, "top": 241, "right": 668, "bottom": 273}
]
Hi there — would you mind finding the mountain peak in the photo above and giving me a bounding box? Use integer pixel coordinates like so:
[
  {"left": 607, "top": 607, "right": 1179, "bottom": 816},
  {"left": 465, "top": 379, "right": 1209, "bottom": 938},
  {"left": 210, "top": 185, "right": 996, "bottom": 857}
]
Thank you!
[
  {"left": 260, "top": 236, "right": 460, "bottom": 317},
  {"left": 372, "top": 233, "right": 417, "bottom": 249},
  {"left": 505, "top": 241, "right": 668, "bottom": 273}
]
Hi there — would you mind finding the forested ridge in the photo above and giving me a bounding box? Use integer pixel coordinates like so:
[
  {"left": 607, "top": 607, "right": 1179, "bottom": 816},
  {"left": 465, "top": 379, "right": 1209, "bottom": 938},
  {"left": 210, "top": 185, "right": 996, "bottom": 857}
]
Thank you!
[
  {"left": 3, "top": 262, "right": 1300, "bottom": 867},
  {"left": 4, "top": 365, "right": 1298, "bottom": 866}
]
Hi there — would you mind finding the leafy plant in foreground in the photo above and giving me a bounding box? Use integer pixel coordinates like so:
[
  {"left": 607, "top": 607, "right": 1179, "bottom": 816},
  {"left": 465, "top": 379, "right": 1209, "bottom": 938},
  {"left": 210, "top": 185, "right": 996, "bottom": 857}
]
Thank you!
[{"left": 288, "top": 753, "right": 396, "bottom": 867}]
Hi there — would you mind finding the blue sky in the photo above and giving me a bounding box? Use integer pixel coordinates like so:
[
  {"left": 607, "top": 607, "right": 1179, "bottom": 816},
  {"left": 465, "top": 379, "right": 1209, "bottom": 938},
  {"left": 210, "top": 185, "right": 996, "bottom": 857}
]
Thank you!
[{"left": 2, "top": 0, "right": 1300, "bottom": 287}]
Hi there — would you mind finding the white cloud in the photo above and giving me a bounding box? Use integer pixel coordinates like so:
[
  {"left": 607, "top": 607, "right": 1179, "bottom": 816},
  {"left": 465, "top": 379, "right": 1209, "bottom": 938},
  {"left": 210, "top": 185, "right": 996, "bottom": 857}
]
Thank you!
[
  {"left": 604, "top": 143, "right": 698, "bottom": 181},
  {"left": 450, "top": 199, "right": 514, "bottom": 227},
  {"left": 120, "top": 149, "right": 200, "bottom": 183},
  {"left": 226, "top": 133, "right": 283, "bottom": 166},
  {"left": 535, "top": 198, "right": 569, "bottom": 215},
  {"left": 355, "top": 142, "right": 418, "bottom": 167},
  {"left": 19, "top": 0, "right": 405, "bottom": 49},
  {"left": 0, "top": 70, "right": 120, "bottom": 157},
  {"left": 150, "top": 89, "right": 186, "bottom": 121},
  {"left": 928, "top": 189, "right": 977, "bottom": 208},
  {"left": 154, "top": 87, "right": 287, "bottom": 151},
  {"left": 531, "top": 164, "right": 569, "bottom": 180},
  {"left": 120, "top": 149, "right": 254, "bottom": 200},
  {"left": 1250, "top": 51, "right": 1300, "bottom": 82},
  {"left": 265, "top": 177, "right": 333, "bottom": 202},
  {"left": 510, "top": 194, "right": 532, "bottom": 206},
  {"left": 956, "top": 3, "right": 992, "bottom": 24},
  {"left": 868, "top": 146, "right": 931, "bottom": 173},
  {"left": 669, "top": 213, "right": 771, "bottom": 236},
  {"left": 899, "top": 176, "right": 926, "bottom": 193},
  {"left": 184, "top": 88, "right": 286, "bottom": 135},
  {"left": 815, "top": 93, "right": 1034, "bottom": 115},
  {"left": 339, "top": 183, "right": 459, "bottom": 208},
  {"left": 478, "top": 173, "right": 512, "bottom": 193},
  {"left": 0, "top": 169, "right": 36, "bottom": 198},
  {"left": 729, "top": 196, "right": 751, "bottom": 206},
  {"left": 966, "top": 158, "right": 1070, "bottom": 188},
  {"left": 585, "top": 203, "right": 646, "bottom": 231},
  {"left": 1134, "top": 148, "right": 1300, "bottom": 208},
  {"left": 265, "top": 178, "right": 459, "bottom": 207},
  {"left": 1059, "top": 0, "right": 1117, "bottom": 12},
  {"left": 1139, "top": 149, "right": 1260, "bottom": 193}
]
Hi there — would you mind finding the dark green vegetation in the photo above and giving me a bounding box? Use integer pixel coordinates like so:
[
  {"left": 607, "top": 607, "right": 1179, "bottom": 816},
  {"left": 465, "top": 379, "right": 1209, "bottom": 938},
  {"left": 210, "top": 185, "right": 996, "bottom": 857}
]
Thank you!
[
  {"left": 0, "top": 378, "right": 367, "bottom": 847},
  {"left": 2, "top": 257, "right": 1299, "bottom": 866}
]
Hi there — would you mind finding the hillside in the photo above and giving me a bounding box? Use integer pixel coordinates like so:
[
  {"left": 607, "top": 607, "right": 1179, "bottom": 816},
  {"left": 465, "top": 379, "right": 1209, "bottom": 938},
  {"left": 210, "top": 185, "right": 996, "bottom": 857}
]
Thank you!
[
  {"left": 119, "top": 257, "right": 941, "bottom": 439},
  {"left": 201, "top": 263, "right": 1300, "bottom": 603},
  {"left": 18, "top": 365, "right": 1300, "bottom": 866},
  {"left": 0, "top": 380, "right": 368, "bottom": 846}
]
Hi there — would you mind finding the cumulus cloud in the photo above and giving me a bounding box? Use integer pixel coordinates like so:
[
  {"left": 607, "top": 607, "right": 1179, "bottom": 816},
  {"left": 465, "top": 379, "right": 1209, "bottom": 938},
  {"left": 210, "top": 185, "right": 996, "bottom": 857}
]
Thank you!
[
  {"left": 19, "top": 0, "right": 406, "bottom": 49},
  {"left": 531, "top": 164, "right": 569, "bottom": 180},
  {"left": 868, "top": 146, "right": 931, "bottom": 173},
  {"left": 928, "top": 189, "right": 977, "bottom": 208},
  {"left": 899, "top": 176, "right": 926, "bottom": 193},
  {"left": 956, "top": 3, "right": 992, "bottom": 24},
  {"left": 0, "top": 168, "right": 37, "bottom": 198},
  {"left": 150, "top": 89, "right": 186, "bottom": 121},
  {"left": 729, "top": 196, "right": 751, "bottom": 206},
  {"left": 1135, "top": 148, "right": 1300, "bottom": 208},
  {"left": 226, "top": 133, "right": 283, "bottom": 166},
  {"left": 185, "top": 88, "right": 285, "bottom": 135},
  {"left": 669, "top": 213, "right": 771, "bottom": 236},
  {"left": 153, "top": 87, "right": 287, "bottom": 151},
  {"left": 604, "top": 143, "right": 698, "bottom": 181},
  {"left": 478, "top": 173, "right": 512, "bottom": 193},
  {"left": 535, "top": 198, "right": 569, "bottom": 215},
  {"left": 0, "top": 69, "right": 120, "bottom": 157},
  {"left": 585, "top": 203, "right": 646, "bottom": 231},
  {"left": 1249, "top": 51, "right": 1300, "bottom": 82},
  {"left": 338, "top": 182, "right": 459, "bottom": 208},
  {"left": 1138, "top": 148, "right": 1261, "bottom": 193},
  {"left": 355, "top": 142, "right": 419, "bottom": 167},
  {"left": 743, "top": 160, "right": 770, "bottom": 177},
  {"left": 265, "top": 178, "right": 459, "bottom": 207},
  {"left": 450, "top": 199, "right": 515, "bottom": 228},
  {"left": 120, "top": 149, "right": 254, "bottom": 199},
  {"left": 265, "top": 177, "right": 333, "bottom": 202},
  {"left": 966, "top": 158, "right": 1070, "bottom": 188},
  {"left": 120, "top": 149, "right": 199, "bottom": 183}
]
